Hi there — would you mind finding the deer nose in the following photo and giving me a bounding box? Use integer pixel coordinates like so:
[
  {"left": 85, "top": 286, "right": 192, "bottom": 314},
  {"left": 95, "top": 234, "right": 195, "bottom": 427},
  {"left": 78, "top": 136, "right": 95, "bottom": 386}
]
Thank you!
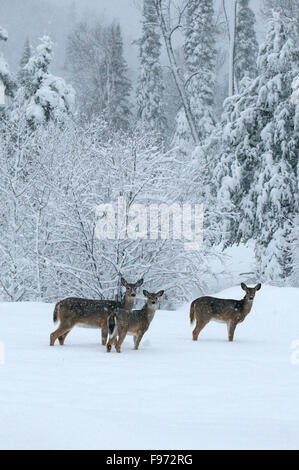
[
  {"left": 131, "top": 293, "right": 136, "bottom": 297},
  {"left": 152, "top": 301, "right": 156, "bottom": 304}
]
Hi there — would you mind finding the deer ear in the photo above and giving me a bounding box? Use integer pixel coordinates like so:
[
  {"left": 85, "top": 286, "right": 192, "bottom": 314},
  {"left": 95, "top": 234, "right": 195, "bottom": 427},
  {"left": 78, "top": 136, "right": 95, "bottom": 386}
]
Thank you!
[
  {"left": 136, "top": 278, "right": 144, "bottom": 287},
  {"left": 241, "top": 283, "right": 247, "bottom": 291},
  {"left": 255, "top": 283, "right": 261, "bottom": 291},
  {"left": 143, "top": 290, "right": 149, "bottom": 297},
  {"left": 157, "top": 290, "right": 164, "bottom": 297},
  {"left": 121, "top": 277, "right": 127, "bottom": 287}
]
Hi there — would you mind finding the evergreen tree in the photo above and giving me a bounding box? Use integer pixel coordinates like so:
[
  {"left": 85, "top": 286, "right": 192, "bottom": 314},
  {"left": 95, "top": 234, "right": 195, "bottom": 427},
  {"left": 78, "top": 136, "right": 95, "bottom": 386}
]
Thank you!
[
  {"left": 290, "top": 215, "right": 299, "bottom": 286},
  {"left": 213, "top": 11, "right": 299, "bottom": 281},
  {"left": 172, "top": 107, "right": 194, "bottom": 154},
  {"left": 18, "top": 38, "right": 32, "bottom": 86},
  {"left": 66, "top": 21, "right": 105, "bottom": 120},
  {"left": 253, "top": 12, "right": 298, "bottom": 281},
  {"left": 261, "top": 0, "right": 299, "bottom": 35},
  {"left": 66, "top": 21, "right": 131, "bottom": 128},
  {"left": 0, "top": 26, "right": 16, "bottom": 98},
  {"left": 136, "top": 0, "right": 166, "bottom": 136},
  {"left": 234, "top": 0, "right": 258, "bottom": 87},
  {"left": 173, "top": 0, "right": 216, "bottom": 150},
  {"left": 106, "top": 23, "right": 132, "bottom": 131},
  {"left": 21, "top": 36, "right": 75, "bottom": 126}
]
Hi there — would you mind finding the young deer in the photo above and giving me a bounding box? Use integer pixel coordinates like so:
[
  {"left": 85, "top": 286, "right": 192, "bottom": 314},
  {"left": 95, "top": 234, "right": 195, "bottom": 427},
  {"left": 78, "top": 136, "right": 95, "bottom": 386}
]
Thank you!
[
  {"left": 190, "top": 283, "right": 261, "bottom": 342},
  {"left": 106, "top": 289, "right": 164, "bottom": 353},
  {"left": 50, "top": 277, "right": 143, "bottom": 346}
]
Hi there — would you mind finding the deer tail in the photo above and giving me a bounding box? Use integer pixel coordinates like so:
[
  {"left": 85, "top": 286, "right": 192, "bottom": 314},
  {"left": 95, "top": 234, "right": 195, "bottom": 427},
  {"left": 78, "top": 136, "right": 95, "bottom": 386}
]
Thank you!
[
  {"left": 189, "top": 300, "right": 196, "bottom": 325},
  {"left": 108, "top": 313, "right": 117, "bottom": 338},
  {"left": 53, "top": 302, "right": 60, "bottom": 323}
]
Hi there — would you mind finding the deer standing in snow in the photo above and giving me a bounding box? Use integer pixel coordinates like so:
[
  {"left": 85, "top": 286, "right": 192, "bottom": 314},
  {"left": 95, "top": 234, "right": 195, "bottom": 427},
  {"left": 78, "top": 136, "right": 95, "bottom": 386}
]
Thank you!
[
  {"left": 106, "top": 289, "right": 164, "bottom": 353},
  {"left": 189, "top": 283, "right": 261, "bottom": 342},
  {"left": 50, "top": 277, "right": 143, "bottom": 346}
]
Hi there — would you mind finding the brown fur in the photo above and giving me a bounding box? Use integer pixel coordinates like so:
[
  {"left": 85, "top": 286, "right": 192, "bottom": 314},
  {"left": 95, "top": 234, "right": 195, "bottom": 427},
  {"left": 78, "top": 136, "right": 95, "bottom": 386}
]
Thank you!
[
  {"left": 49, "top": 277, "right": 143, "bottom": 346},
  {"left": 106, "top": 289, "right": 164, "bottom": 353},
  {"left": 53, "top": 303, "right": 59, "bottom": 323},
  {"left": 189, "top": 300, "right": 196, "bottom": 325},
  {"left": 190, "top": 283, "right": 261, "bottom": 342}
]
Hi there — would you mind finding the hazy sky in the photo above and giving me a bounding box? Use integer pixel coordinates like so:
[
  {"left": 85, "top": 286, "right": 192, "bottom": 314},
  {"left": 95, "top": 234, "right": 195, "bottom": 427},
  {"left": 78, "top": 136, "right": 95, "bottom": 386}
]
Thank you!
[
  {"left": 0, "top": 0, "right": 265, "bottom": 77},
  {"left": 0, "top": 0, "right": 143, "bottom": 73}
]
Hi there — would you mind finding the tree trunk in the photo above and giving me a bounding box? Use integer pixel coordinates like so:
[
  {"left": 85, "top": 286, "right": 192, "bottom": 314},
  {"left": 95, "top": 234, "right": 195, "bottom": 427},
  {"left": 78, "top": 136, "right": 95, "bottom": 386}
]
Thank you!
[
  {"left": 154, "top": 0, "right": 200, "bottom": 145},
  {"left": 228, "top": 0, "right": 237, "bottom": 96}
]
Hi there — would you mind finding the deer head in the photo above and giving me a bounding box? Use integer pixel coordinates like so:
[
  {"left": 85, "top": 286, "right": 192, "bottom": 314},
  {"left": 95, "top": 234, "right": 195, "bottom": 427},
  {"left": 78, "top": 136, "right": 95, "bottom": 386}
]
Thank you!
[
  {"left": 143, "top": 289, "right": 164, "bottom": 307},
  {"left": 121, "top": 277, "right": 144, "bottom": 299},
  {"left": 241, "top": 282, "right": 261, "bottom": 301}
]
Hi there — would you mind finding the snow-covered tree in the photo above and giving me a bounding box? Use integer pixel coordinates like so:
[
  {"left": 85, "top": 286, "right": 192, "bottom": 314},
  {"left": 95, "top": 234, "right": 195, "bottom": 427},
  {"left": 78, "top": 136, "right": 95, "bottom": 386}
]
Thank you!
[
  {"left": 0, "top": 26, "right": 16, "bottom": 99},
  {"left": 46, "top": 122, "right": 215, "bottom": 306},
  {"left": 66, "top": 22, "right": 131, "bottom": 129},
  {"left": 136, "top": 0, "right": 166, "bottom": 136},
  {"left": 213, "top": 11, "right": 299, "bottom": 281},
  {"left": 66, "top": 22, "right": 104, "bottom": 119},
  {"left": 22, "top": 36, "right": 75, "bottom": 126},
  {"left": 0, "top": 111, "right": 220, "bottom": 304},
  {"left": 290, "top": 215, "right": 299, "bottom": 286},
  {"left": 172, "top": 0, "right": 216, "bottom": 150},
  {"left": 18, "top": 38, "right": 32, "bottom": 86},
  {"left": 253, "top": 13, "right": 299, "bottom": 281},
  {"left": 0, "top": 114, "right": 39, "bottom": 300},
  {"left": 153, "top": 0, "right": 201, "bottom": 145},
  {"left": 172, "top": 107, "right": 194, "bottom": 154},
  {"left": 261, "top": 0, "right": 299, "bottom": 35},
  {"left": 106, "top": 23, "right": 132, "bottom": 130},
  {"left": 235, "top": 0, "right": 258, "bottom": 86}
]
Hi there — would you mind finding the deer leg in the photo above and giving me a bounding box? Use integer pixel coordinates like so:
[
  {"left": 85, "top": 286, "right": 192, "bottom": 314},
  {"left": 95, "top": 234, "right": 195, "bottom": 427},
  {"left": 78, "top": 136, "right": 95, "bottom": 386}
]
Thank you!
[
  {"left": 114, "top": 330, "right": 127, "bottom": 353},
  {"left": 106, "top": 336, "right": 114, "bottom": 352},
  {"left": 192, "top": 317, "right": 210, "bottom": 341},
  {"left": 101, "top": 325, "right": 108, "bottom": 346},
  {"left": 134, "top": 331, "right": 145, "bottom": 350},
  {"left": 228, "top": 321, "right": 238, "bottom": 342},
  {"left": 50, "top": 323, "right": 73, "bottom": 346},
  {"left": 58, "top": 330, "right": 71, "bottom": 345}
]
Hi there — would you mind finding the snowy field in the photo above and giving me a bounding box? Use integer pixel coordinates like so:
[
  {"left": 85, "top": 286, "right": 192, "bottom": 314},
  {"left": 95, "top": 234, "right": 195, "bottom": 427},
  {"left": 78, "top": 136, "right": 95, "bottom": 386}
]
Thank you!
[{"left": 0, "top": 285, "right": 298, "bottom": 450}]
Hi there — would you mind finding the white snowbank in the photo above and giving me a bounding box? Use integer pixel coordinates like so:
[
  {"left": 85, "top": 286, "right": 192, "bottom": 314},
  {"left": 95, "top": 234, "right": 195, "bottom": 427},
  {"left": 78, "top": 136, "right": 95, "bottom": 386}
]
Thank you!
[{"left": 0, "top": 284, "right": 298, "bottom": 450}]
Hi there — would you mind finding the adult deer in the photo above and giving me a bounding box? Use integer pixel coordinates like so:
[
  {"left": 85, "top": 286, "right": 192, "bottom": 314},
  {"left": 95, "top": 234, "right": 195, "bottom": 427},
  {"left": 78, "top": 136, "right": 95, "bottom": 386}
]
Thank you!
[
  {"left": 190, "top": 283, "right": 261, "bottom": 342},
  {"left": 106, "top": 289, "right": 164, "bottom": 353},
  {"left": 50, "top": 277, "right": 143, "bottom": 346}
]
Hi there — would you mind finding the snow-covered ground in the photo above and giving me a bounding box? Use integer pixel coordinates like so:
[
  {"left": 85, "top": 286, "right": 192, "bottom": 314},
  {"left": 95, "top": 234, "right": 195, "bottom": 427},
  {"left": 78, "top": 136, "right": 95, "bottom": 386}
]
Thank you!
[{"left": 0, "top": 285, "right": 298, "bottom": 450}]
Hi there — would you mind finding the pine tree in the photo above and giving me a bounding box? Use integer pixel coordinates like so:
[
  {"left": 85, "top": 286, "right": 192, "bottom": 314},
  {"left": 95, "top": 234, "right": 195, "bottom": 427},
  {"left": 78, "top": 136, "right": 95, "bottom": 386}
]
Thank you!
[
  {"left": 106, "top": 23, "right": 132, "bottom": 131},
  {"left": 18, "top": 38, "right": 32, "bottom": 86},
  {"left": 66, "top": 21, "right": 131, "bottom": 127},
  {"left": 0, "top": 26, "right": 16, "bottom": 98},
  {"left": 290, "top": 215, "right": 299, "bottom": 286},
  {"left": 22, "top": 36, "right": 75, "bottom": 126},
  {"left": 261, "top": 0, "right": 299, "bottom": 35},
  {"left": 253, "top": 12, "right": 298, "bottom": 281},
  {"left": 173, "top": 0, "right": 216, "bottom": 150},
  {"left": 214, "top": 11, "right": 299, "bottom": 281},
  {"left": 234, "top": 0, "right": 258, "bottom": 87},
  {"left": 136, "top": 0, "right": 166, "bottom": 136}
]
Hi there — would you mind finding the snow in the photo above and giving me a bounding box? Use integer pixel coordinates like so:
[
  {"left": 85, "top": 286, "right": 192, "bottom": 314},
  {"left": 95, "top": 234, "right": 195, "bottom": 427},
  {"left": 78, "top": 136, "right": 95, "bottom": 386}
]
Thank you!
[{"left": 0, "top": 284, "right": 298, "bottom": 450}]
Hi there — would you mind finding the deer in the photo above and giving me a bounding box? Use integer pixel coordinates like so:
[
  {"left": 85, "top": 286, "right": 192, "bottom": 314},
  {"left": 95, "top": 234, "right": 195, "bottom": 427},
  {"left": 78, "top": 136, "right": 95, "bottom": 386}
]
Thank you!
[
  {"left": 189, "top": 282, "right": 261, "bottom": 342},
  {"left": 50, "top": 277, "right": 143, "bottom": 346},
  {"left": 106, "top": 289, "right": 164, "bottom": 353}
]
